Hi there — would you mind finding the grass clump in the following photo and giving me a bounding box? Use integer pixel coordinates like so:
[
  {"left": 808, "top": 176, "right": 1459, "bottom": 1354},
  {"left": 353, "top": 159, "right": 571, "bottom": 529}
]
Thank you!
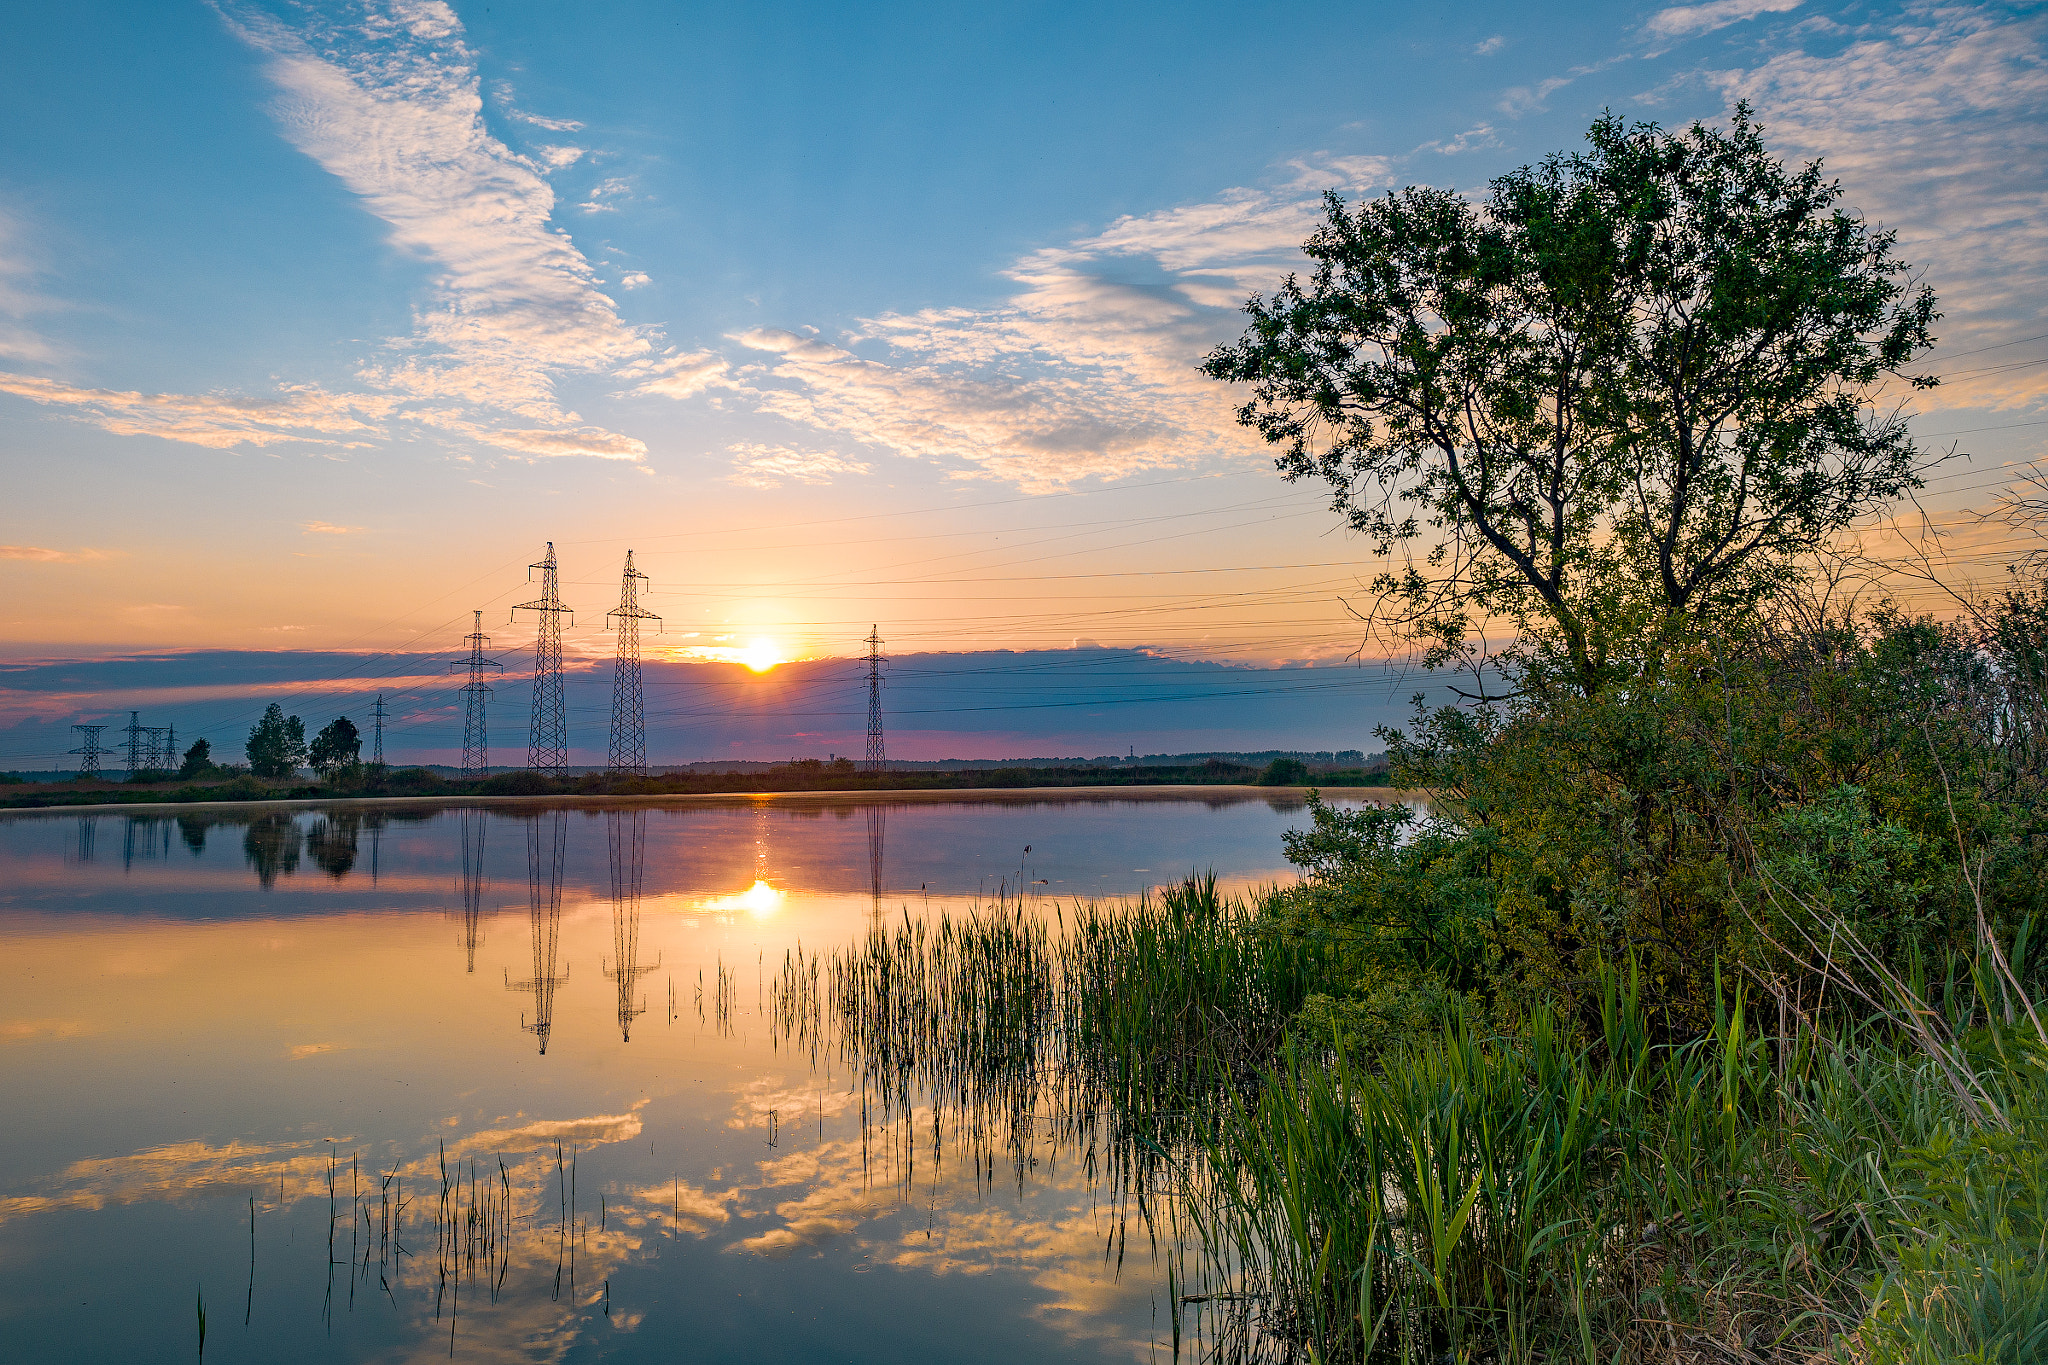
[{"left": 1183, "top": 947, "right": 2048, "bottom": 1364}]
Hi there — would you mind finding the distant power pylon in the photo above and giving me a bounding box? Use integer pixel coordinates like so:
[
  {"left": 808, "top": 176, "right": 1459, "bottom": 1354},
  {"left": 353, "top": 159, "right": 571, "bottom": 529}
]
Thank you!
[
  {"left": 370, "top": 693, "right": 388, "bottom": 766},
  {"left": 152, "top": 726, "right": 174, "bottom": 771},
  {"left": 451, "top": 610, "right": 503, "bottom": 781},
  {"left": 513, "top": 541, "right": 573, "bottom": 774},
  {"left": 606, "top": 551, "right": 660, "bottom": 776},
  {"left": 69, "top": 724, "right": 109, "bottom": 778},
  {"left": 863, "top": 626, "right": 887, "bottom": 773},
  {"left": 121, "top": 711, "right": 147, "bottom": 775}
]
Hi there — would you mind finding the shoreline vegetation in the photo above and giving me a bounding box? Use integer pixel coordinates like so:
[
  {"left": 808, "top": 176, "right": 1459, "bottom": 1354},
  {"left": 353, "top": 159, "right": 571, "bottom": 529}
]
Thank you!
[
  {"left": 778, "top": 111, "right": 2048, "bottom": 1363},
  {"left": 802, "top": 877, "right": 2044, "bottom": 1365},
  {"left": 0, "top": 757, "right": 1396, "bottom": 812}
]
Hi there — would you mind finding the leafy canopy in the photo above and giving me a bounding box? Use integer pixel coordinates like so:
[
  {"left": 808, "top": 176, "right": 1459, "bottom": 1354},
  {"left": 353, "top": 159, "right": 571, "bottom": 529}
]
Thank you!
[
  {"left": 309, "top": 716, "right": 362, "bottom": 778},
  {"left": 1203, "top": 108, "right": 1937, "bottom": 696},
  {"left": 245, "top": 703, "right": 307, "bottom": 779}
]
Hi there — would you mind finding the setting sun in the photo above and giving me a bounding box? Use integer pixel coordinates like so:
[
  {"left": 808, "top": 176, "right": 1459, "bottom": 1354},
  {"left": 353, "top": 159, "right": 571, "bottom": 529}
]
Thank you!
[{"left": 741, "top": 638, "right": 782, "bottom": 673}]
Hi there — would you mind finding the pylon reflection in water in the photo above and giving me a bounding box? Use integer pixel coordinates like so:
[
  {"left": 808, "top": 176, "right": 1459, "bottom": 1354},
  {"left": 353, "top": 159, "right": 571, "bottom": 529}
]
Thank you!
[
  {"left": 458, "top": 809, "right": 488, "bottom": 972},
  {"left": 866, "top": 803, "right": 886, "bottom": 913},
  {"left": 506, "top": 810, "right": 569, "bottom": 1053},
  {"left": 604, "top": 809, "right": 659, "bottom": 1041}
]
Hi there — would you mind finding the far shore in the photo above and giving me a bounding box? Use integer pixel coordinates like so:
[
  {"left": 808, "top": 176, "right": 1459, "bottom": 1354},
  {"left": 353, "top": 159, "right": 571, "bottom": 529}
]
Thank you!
[{"left": 0, "top": 784, "right": 1430, "bottom": 819}]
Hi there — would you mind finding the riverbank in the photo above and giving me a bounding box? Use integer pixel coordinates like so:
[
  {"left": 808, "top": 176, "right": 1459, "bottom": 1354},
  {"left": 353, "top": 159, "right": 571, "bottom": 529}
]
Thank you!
[
  {"left": 0, "top": 758, "right": 1396, "bottom": 811},
  {"left": 0, "top": 783, "right": 1428, "bottom": 818}
]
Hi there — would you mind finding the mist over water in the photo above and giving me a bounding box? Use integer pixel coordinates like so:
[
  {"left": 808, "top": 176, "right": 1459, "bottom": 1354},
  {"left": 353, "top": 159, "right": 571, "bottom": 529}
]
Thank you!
[{"left": 0, "top": 792, "right": 1377, "bottom": 1363}]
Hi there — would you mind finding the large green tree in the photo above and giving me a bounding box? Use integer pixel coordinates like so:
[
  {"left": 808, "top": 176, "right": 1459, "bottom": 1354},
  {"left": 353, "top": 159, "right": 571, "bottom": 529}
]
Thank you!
[
  {"left": 245, "top": 703, "right": 307, "bottom": 779},
  {"left": 309, "top": 716, "right": 362, "bottom": 778},
  {"left": 1203, "top": 108, "right": 1938, "bottom": 697}
]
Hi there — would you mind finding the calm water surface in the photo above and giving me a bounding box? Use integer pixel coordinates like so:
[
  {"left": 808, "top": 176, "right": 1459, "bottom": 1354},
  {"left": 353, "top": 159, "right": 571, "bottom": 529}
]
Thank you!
[{"left": 0, "top": 791, "right": 1384, "bottom": 1364}]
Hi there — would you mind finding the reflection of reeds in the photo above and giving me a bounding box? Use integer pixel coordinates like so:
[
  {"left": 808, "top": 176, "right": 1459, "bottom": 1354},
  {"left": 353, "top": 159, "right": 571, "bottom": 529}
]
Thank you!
[
  {"left": 774, "top": 876, "right": 1324, "bottom": 1251},
  {"left": 302, "top": 1139, "right": 552, "bottom": 1351}
]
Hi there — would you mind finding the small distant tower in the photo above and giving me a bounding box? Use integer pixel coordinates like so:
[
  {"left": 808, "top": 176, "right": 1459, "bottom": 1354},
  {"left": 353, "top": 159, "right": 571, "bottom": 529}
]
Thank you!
[
  {"left": 606, "top": 551, "right": 660, "bottom": 776},
  {"left": 69, "top": 724, "right": 109, "bottom": 778},
  {"left": 121, "top": 711, "right": 147, "bottom": 775},
  {"left": 513, "top": 542, "right": 573, "bottom": 774},
  {"left": 369, "top": 693, "right": 388, "bottom": 766},
  {"left": 862, "top": 626, "right": 886, "bottom": 773},
  {"left": 450, "top": 610, "right": 503, "bottom": 781}
]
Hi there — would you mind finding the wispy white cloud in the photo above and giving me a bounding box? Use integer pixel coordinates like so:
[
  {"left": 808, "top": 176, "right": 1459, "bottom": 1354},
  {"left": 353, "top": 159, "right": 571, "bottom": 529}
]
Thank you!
[
  {"left": 1474, "top": 34, "right": 1506, "bottom": 55},
  {"left": 0, "top": 545, "right": 109, "bottom": 564},
  {"left": 1498, "top": 74, "right": 1577, "bottom": 116},
  {"left": 624, "top": 349, "right": 732, "bottom": 399},
  {"left": 1715, "top": 4, "right": 2048, "bottom": 411},
  {"left": 1418, "top": 123, "right": 1502, "bottom": 156},
  {"left": 0, "top": 209, "right": 59, "bottom": 365},
  {"left": 221, "top": 0, "right": 648, "bottom": 455},
  {"left": 710, "top": 156, "right": 1397, "bottom": 488},
  {"left": 537, "top": 144, "right": 585, "bottom": 169},
  {"left": 403, "top": 406, "right": 647, "bottom": 459},
  {"left": 618, "top": 271, "right": 651, "bottom": 289},
  {"left": 1649, "top": 0, "right": 1801, "bottom": 40},
  {"left": 726, "top": 442, "right": 873, "bottom": 488},
  {"left": 0, "top": 372, "right": 395, "bottom": 449},
  {"left": 298, "top": 521, "right": 362, "bottom": 535},
  {"left": 577, "top": 177, "right": 631, "bottom": 214}
]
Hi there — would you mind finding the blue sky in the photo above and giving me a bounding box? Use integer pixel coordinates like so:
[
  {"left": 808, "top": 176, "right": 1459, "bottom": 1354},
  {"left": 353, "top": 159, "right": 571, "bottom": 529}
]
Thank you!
[{"left": 1, "top": 0, "right": 2043, "bottom": 764}]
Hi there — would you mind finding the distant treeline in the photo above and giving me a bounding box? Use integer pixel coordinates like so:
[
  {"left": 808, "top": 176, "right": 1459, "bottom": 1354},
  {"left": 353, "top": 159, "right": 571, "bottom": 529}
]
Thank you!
[{"left": 0, "top": 754, "right": 1392, "bottom": 809}]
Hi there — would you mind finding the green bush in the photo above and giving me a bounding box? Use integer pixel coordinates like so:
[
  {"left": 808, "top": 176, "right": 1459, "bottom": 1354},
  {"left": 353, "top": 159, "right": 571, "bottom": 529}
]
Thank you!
[{"left": 1260, "top": 757, "right": 1311, "bottom": 786}]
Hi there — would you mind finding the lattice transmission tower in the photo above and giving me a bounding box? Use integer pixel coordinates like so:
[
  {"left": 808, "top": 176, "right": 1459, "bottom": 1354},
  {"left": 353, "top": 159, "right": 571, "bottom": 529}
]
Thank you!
[
  {"left": 369, "top": 693, "right": 388, "bottom": 766},
  {"left": 121, "top": 711, "right": 147, "bottom": 776},
  {"left": 606, "top": 551, "right": 660, "bottom": 776},
  {"left": 863, "top": 626, "right": 887, "bottom": 773},
  {"left": 69, "top": 724, "right": 109, "bottom": 778},
  {"left": 512, "top": 541, "right": 574, "bottom": 774},
  {"left": 450, "top": 611, "right": 503, "bottom": 781}
]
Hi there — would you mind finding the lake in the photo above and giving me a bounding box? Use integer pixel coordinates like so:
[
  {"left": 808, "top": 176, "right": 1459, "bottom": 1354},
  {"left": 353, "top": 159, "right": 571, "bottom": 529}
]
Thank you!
[{"left": 0, "top": 790, "right": 1390, "bottom": 1364}]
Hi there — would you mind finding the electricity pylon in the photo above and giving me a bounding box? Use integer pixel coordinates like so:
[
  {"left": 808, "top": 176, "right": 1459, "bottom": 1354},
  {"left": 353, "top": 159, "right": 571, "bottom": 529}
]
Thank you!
[
  {"left": 370, "top": 693, "right": 388, "bottom": 766},
  {"left": 69, "top": 724, "right": 109, "bottom": 778},
  {"left": 512, "top": 542, "right": 573, "bottom": 774},
  {"left": 606, "top": 551, "right": 660, "bottom": 776},
  {"left": 451, "top": 610, "right": 503, "bottom": 781},
  {"left": 604, "top": 808, "right": 659, "bottom": 1041},
  {"left": 863, "top": 626, "right": 887, "bottom": 773},
  {"left": 121, "top": 711, "right": 147, "bottom": 775},
  {"left": 507, "top": 810, "right": 570, "bottom": 1054}
]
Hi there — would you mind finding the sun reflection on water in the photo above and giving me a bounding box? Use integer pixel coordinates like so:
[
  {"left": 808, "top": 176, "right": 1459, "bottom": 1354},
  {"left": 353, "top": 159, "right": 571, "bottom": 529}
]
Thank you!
[{"left": 703, "top": 879, "right": 785, "bottom": 917}]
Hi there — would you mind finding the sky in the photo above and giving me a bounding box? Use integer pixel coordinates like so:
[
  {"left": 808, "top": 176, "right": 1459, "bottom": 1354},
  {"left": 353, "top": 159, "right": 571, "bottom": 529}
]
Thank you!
[{"left": 1, "top": 0, "right": 2044, "bottom": 766}]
